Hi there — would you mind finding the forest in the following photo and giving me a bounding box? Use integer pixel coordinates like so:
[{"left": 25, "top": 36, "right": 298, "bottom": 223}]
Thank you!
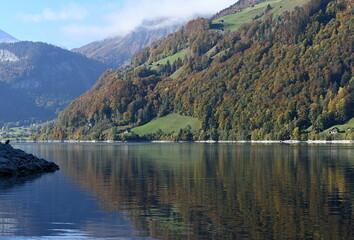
[{"left": 34, "top": 0, "right": 354, "bottom": 141}]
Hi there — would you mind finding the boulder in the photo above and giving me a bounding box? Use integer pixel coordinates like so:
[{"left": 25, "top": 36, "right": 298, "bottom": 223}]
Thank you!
[{"left": 0, "top": 142, "right": 59, "bottom": 177}]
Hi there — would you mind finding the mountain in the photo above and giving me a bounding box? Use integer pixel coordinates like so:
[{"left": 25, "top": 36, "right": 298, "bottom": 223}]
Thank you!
[
  {"left": 0, "top": 41, "right": 108, "bottom": 125},
  {"left": 0, "top": 30, "right": 18, "bottom": 43},
  {"left": 74, "top": 21, "right": 183, "bottom": 69},
  {"left": 36, "top": 0, "right": 354, "bottom": 141}
]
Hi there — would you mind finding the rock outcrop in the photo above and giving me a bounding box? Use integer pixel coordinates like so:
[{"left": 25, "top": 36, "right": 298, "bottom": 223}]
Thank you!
[{"left": 0, "top": 142, "right": 59, "bottom": 177}]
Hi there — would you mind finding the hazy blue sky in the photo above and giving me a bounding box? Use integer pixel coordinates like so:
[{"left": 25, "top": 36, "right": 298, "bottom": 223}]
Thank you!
[{"left": 1, "top": 0, "right": 236, "bottom": 49}]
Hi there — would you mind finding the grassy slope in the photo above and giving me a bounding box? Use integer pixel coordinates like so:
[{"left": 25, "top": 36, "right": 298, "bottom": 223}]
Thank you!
[
  {"left": 213, "top": 0, "right": 310, "bottom": 31},
  {"left": 149, "top": 48, "right": 189, "bottom": 78},
  {"left": 323, "top": 117, "right": 354, "bottom": 134},
  {"left": 132, "top": 113, "right": 201, "bottom": 135},
  {"left": 153, "top": 48, "right": 189, "bottom": 66},
  {"left": 135, "top": 48, "right": 189, "bottom": 77},
  {"left": 306, "top": 117, "right": 354, "bottom": 134},
  {"left": 170, "top": 67, "right": 183, "bottom": 79}
]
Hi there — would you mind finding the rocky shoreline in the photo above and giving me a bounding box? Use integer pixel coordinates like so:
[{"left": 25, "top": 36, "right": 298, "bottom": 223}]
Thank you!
[{"left": 0, "top": 142, "right": 59, "bottom": 177}]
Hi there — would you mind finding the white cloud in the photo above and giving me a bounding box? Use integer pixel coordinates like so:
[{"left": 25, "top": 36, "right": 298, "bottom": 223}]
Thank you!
[
  {"left": 107, "top": 0, "right": 236, "bottom": 32},
  {"left": 18, "top": 3, "right": 88, "bottom": 23},
  {"left": 60, "top": 0, "right": 236, "bottom": 45}
]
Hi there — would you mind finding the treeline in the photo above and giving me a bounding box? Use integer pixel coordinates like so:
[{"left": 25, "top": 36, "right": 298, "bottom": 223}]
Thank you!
[{"left": 34, "top": 0, "right": 354, "bottom": 141}]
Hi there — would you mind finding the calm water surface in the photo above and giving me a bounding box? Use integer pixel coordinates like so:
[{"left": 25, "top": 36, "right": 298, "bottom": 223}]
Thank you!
[{"left": 0, "top": 143, "right": 353, "bottom": 239}]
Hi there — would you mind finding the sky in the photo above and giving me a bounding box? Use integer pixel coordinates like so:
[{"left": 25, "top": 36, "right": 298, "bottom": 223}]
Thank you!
[{"left": 1, "top": 0, "right": 237, "bottom": 49}]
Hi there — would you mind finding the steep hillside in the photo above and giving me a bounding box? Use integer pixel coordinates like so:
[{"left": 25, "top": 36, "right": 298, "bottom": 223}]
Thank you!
[
  {"left": 36, "top": 0, "right": 354, "bottom": 141},
  {"left": 74, "top": 22, "right": 182, "bottom": 69},
  {"left": 0, "top": 41, "right": 108, "bottom": 125}
]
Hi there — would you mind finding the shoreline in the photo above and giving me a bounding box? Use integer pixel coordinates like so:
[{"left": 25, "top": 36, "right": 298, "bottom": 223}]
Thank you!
[{"left": 9, "top": 139, "right": 354, "bottom": 144}]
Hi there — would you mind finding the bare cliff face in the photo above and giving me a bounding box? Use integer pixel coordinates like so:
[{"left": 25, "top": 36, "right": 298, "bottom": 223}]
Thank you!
[
  {"left": 74, "top": 23, "right": 182, "bottom": 69},
  {"left": 0, "top": 41, "right": 108, "bottom": 124},
  {"left": 0, "top": 49, "right": 19, "bottom": 62}
]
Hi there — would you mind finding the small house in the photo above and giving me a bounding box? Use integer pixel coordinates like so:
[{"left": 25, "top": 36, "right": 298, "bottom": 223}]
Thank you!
[
  {"left": 329, "top": 127, "right": 340, "bottom": 134},
  {"left": 346, "top": 128, "right": 352, "bottom": 132}
]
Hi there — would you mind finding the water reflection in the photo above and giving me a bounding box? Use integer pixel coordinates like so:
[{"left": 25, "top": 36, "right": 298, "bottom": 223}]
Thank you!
[{"left": 4, "top": 143, "right": 354, "bottom": 239}]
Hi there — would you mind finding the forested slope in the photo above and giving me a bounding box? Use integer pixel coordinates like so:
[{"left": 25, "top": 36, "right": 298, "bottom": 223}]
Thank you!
[{"left": 36, "top": 0, "right": 353, "bottom": 141}]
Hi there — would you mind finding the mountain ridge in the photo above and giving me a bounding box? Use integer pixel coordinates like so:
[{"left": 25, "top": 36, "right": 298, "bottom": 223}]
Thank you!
[{"left": 0, "top": 29, "right": 18, "bottom": 43}]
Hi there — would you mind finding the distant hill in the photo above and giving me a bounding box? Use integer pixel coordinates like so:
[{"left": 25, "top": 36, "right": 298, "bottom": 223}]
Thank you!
[
  {"left": 0, "top": 41, "right": 108, "bottom": 125},
  {"left": 0, "top": 81, "right": 51, "bottom": 123},
  {"left": 36, "top": 0, "right": 354, "bottom": 141},
  {"left": 74, "top": 22, "right": 182, "bottom": 69},
  {"left": 0, "top": 30, "right": 18, "bottom": 43}
]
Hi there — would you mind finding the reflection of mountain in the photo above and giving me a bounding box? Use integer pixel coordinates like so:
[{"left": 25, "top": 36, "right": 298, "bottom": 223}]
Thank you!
[{"left": 23, "top": 143, "right": 354, "bottom": 239}]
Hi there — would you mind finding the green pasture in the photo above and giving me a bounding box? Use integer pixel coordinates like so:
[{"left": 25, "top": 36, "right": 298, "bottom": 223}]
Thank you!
[{"left": 131, "top": 113, "right": 201, "bottom": 135}]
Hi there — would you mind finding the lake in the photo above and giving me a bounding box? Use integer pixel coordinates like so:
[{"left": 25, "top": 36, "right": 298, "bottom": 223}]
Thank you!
[{"left": 0, "top": 143, "right": 353, "bottom": 239}]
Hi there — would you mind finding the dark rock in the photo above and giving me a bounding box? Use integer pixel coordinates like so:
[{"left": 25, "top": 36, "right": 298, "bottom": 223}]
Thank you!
[
  {"left": 0, "top": 157, "right": 17, "bottom": 177},
  {"left": 0, "top": 143, "right": 59, "bottom": 177}
]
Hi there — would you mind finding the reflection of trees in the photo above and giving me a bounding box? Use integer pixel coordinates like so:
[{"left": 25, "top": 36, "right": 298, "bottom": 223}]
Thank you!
[{"left": 31, "top": 143, "right": 354, "bottom": 239}]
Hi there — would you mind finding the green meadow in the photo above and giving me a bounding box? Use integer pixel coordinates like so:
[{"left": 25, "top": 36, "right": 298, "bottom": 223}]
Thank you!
[
  {"left": 323, "top": 117, "right": 354, "bottom": 133},
  {"left": 132, "top": 113, "right": 201, "bottom": 135},
  {"left": 152, "top": 48, "right": 189, "bottom": 67}
]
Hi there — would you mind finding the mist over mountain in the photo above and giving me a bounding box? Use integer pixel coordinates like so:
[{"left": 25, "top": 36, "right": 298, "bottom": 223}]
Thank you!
[
  {"left": 0, "top": 41, "right": 108, "bottom": 125},
  {"left": 73, "top": 19, "right": 183, "bottom": 69}
]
